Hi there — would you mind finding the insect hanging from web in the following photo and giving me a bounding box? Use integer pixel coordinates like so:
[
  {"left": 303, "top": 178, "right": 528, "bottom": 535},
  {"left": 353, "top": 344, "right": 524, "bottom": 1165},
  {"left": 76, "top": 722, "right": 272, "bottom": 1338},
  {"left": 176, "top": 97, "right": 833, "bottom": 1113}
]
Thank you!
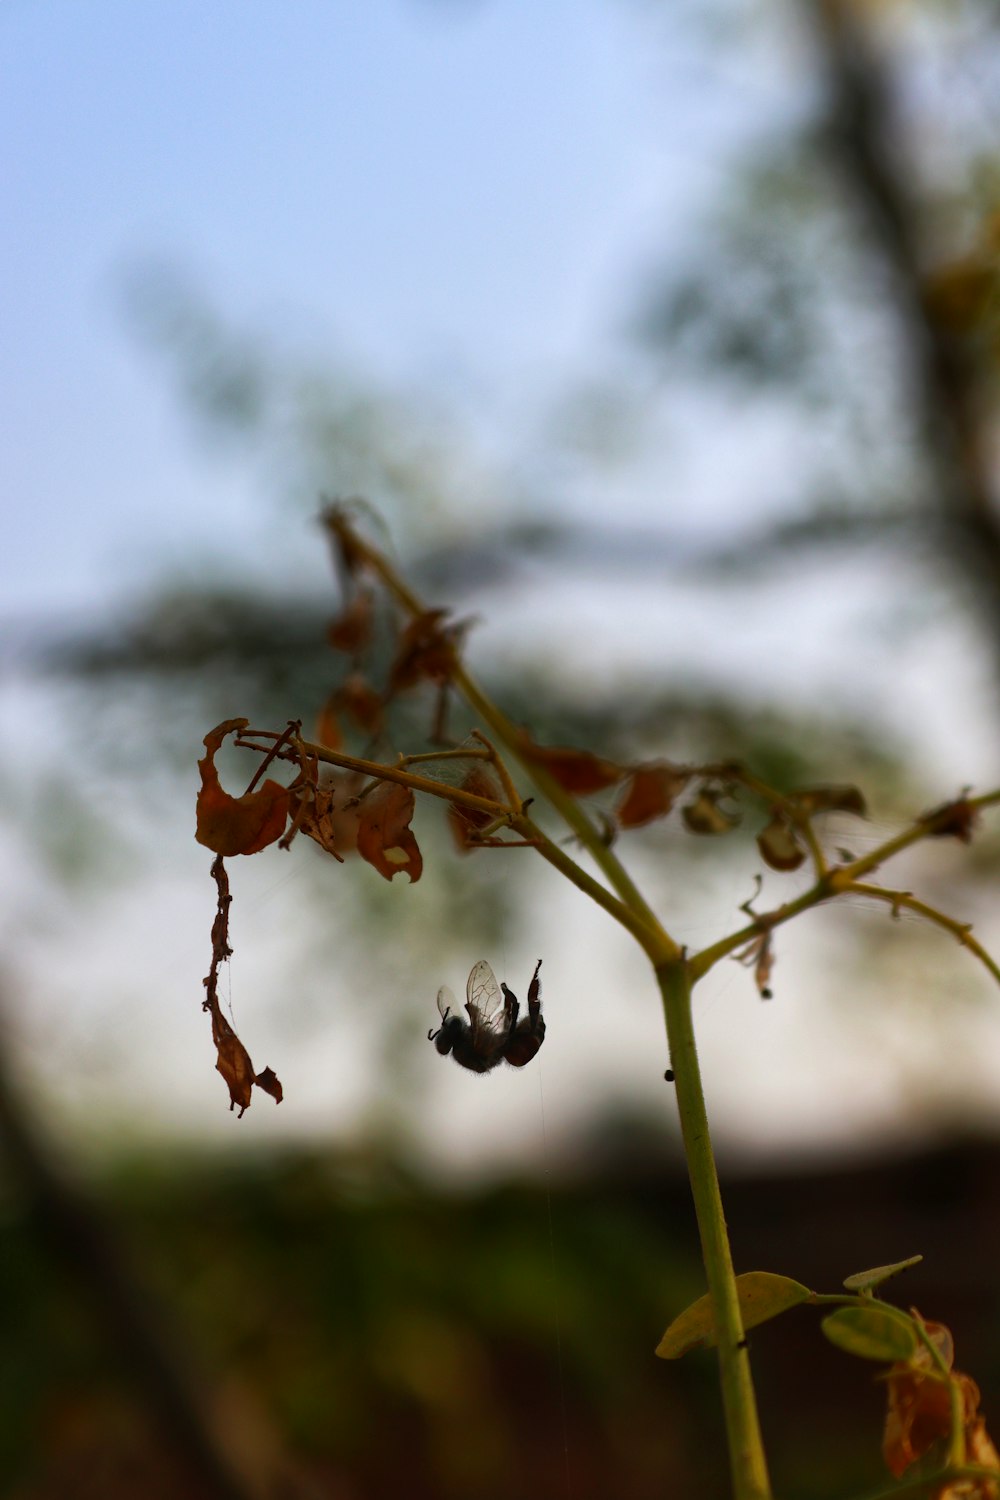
[{"left": 428, "top": 958, "right": 545, "bottom": 1073}]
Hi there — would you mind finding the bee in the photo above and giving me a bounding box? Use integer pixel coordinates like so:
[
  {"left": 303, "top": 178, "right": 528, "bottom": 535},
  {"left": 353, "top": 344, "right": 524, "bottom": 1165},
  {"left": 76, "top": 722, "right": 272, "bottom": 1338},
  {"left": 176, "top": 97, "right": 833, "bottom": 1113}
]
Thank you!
[{"left": 428, "top": 959, "right": 545, "bottom": 1073}]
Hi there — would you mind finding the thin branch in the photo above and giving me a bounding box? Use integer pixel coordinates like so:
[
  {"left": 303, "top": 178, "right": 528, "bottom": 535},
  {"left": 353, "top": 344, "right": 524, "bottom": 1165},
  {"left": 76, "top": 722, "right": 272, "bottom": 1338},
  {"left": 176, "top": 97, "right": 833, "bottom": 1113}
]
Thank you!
[{"left": 849, "top": 882, "right": 1000, "bottom": 987}]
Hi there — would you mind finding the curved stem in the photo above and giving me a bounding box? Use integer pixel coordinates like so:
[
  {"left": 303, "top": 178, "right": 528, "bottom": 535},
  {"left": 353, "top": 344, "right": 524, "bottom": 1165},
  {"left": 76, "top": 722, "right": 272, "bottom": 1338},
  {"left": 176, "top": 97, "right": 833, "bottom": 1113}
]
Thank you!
[{"left": 657, "top": 957, "right": 772, "bottom": 1500}]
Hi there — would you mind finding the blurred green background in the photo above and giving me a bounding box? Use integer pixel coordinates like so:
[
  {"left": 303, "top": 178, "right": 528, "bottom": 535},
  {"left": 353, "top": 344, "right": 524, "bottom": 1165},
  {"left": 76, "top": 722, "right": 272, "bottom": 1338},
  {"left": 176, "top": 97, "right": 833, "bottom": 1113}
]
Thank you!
[{"left": 4, "top": 0, "right": 1000, "bottom": 1494}]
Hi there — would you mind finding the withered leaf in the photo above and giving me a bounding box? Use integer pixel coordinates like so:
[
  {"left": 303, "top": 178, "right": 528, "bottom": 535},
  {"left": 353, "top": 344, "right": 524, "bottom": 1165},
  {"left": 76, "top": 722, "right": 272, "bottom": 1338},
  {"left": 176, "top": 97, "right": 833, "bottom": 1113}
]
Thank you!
[
  {"left": 203, "top": 855, "right": 283, "bottom": 1116},
  {"left": 449, "top": 765, "right": 502, "bottom": 851},
  {"left": 315, "top": 696, "right": 343, "bottom": 751},
  {"left": 617, "top": 763, "right": 690, "bottom": 828},
  {"left": 196, "top": 719, "right": 290, "bottom": 856},
  {"left": 337, "top": 672, "right": 384, "bottom": 736},
  {"left": 757, "top": 816, "right": 806, "bottom": 872},
  {"left": 682, "top": 787, "right": 740, "bottom": 835},
  {"left": 922, "top": 797, "right": 978, "bottom": 844},
  {"left": 389, "top": 609, "right": 461, "bottom": 693},
  {"left": 514, "top": 730, "right": 624, "bottom": 796},
  {"left": 292, "top": 775, "right": 360, "bottom": 860},
  {"left": 881, "top": 1315, "right": 1000, "bottom": 1488},
  {"left": 357, "top": 780, "right": 423, "bottom": 882},
  {"left": 212, "top": 1008, "right": 258, "bottom": 1117},
  {"left": 327, "top": 590, "right": 375, "bottom": 655},
  {"left": 792, "top": 785, "right": 868, "bottom": 818},
  {"left": 253, "top": 1067, "right": 284, "bottom": 1105}
]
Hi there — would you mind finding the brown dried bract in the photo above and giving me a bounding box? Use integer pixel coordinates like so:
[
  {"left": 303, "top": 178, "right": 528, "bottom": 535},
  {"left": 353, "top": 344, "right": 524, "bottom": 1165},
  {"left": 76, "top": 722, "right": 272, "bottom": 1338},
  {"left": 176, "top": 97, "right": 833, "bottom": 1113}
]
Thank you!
[
  {"left": 357, "top": 780, "right": 423, "bottom": 882},
  {"left": 196, "top": 719, "right": 290, "bottom": 856}
]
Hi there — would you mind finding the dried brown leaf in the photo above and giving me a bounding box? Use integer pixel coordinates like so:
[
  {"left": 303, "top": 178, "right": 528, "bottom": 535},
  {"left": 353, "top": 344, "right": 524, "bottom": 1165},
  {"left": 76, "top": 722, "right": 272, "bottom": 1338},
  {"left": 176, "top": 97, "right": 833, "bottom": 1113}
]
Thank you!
[
  {"left": 357, "top": 780, "right": 423, "bottom": 882},
  {"left": 196, "top": 720, "right": 290, "bottom": 856},
  {"left": 327, "top": 590, "right": 375, "bottom": 655},
  {"left": 617, "top": 763, "right": 690, "bottom": 828},
  {"left": 202, "top": 855, "right": 282, "bottom": 1116},
  {"left": 449, "top": 766, "right": 503, "bottom": 851},
  {"left": 389, "top": 609, "right": 462, "bottom": 693},
  {"left": 757, "top": 816, "right": 806, "bottom": 872},
  {"left": 514, "top": 730, "right": 624, "bottom": 795}
]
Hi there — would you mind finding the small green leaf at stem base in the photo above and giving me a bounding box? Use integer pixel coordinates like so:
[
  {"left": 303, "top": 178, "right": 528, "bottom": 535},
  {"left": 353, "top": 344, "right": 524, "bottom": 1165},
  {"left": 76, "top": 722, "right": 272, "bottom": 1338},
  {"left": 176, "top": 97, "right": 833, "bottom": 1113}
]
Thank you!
[
  {"left": 656, "top": 1271, "right": 812, "bottom": 1359},
  {"left": 821, "top": 1305, "right": 918, "bottom": 1362}
]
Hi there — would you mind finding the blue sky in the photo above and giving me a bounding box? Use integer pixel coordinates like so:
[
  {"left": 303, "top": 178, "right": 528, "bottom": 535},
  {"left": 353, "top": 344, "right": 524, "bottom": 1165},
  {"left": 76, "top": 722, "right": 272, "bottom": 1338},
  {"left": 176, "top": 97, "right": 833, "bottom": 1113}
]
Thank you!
[
  {"left": 5, "top": 0, "right": 1000, "bottom": 1162},
  {"left": 2, "top": 0, "right": 693, "bottom": 612}
]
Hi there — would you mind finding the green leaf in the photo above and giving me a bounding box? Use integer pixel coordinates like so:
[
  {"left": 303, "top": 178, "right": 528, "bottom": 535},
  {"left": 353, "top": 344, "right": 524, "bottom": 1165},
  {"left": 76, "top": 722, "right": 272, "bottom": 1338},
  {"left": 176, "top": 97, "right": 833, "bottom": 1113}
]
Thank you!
[
  {"left": 843, "top": 1255, "right": 923, "bottom": 1293},
  {"left": 821, "top": 1306, "right": 917, "bottom": 1363},
  {"left": 656, "top": 1272, "right": 812, "bottom": 1359}
]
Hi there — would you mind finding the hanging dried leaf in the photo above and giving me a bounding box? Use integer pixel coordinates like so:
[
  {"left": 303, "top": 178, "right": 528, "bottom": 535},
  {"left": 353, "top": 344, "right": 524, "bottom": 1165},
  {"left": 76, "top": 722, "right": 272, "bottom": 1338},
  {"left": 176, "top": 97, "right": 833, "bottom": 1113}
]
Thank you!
[
  {"left": 327, "top": 590, "right": 375, "bottom": 655},
  {"left": 202, "top": 855, "right": 283, "bottom": 1116},
  {"left": 196, "top": 719, "right": 290, "bottom": 856},
  {"left": 514, "top": 729, "right": 624, "bottom": 795},
  {"left": 792, "top": 785, "right": 868, "bottom": 818},
  {"left": 357, "top": 780, "right": 423, "bottom": 882},
  {"left": 617, "top": 763, "right": 690, "bottom": 828},
  {"left": 449, "top": 765, "right": 503, "bottom": 851},
  {"left": 682, "top": 786, "right": 740, "bottom": 835},
  {"left": 389, "top": 609, "right": 463, "bottom": 693},
  {"left": 881, "top": 1314, "right": 1000, "bottom": 1489},
  {"left": 757, "top": 816, "right": 806, "bottom": 872}
]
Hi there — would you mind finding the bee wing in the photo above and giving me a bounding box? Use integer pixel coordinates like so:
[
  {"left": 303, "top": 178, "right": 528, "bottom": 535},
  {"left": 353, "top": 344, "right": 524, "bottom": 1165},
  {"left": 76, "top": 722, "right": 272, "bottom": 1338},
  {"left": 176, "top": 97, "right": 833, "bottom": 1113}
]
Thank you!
[
  {"left": 437, "top": 984, "right": 457, "bottom": 1020},
  {"left": 465, "top": 959, "right": 506, "bottom": 1035}
]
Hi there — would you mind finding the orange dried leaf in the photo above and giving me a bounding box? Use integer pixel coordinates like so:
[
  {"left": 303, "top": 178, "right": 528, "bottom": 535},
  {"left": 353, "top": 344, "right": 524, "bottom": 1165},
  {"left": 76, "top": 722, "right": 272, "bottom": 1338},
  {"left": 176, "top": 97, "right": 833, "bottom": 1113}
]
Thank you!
[
  {"left": 514, "top": 730, "right": 624, "bottom": 795},
  {"left": 338, "top": 672, "right": 384, "bottom": 735},
  {"left": 389, "top": 609, "right": 463, "bottom": 693},
  {"left": 881, "top": 1315, "right": 1000, "bottom": 1490},
  {"left": 617, "top": 763, "right": 690, "bottom": 828},
  {"left": 196, "top": 720, "right": 290, "bottom": 856},
  {"left": 449, "top": 765, "right": 502, "bottom": 851},
  {"left": 315, "top": 696, "right": 343, "bottom": 750},
  {"left": 327, "top": 590, "right": 374, "bottom": 655},
  {"left": 357, "top": 780, "right": 423, "bottom": 882},
  {"left": 757, "top": 816, "right": 806, "bottom": 871}
]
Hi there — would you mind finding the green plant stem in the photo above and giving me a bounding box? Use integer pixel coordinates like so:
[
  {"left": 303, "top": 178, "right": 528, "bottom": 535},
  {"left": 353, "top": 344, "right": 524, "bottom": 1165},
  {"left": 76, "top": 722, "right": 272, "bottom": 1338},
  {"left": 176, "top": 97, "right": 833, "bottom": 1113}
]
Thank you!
[{"left": 657, "top": 957, "right": 772, "bottom": 1500}]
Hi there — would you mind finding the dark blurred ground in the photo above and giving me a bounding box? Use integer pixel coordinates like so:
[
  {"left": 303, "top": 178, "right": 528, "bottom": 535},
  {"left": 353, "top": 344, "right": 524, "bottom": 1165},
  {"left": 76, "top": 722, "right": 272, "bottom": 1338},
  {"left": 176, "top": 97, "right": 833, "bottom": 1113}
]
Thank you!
[{"left": 3, "top": 1124, "right": 999, "bottom": 1500}]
